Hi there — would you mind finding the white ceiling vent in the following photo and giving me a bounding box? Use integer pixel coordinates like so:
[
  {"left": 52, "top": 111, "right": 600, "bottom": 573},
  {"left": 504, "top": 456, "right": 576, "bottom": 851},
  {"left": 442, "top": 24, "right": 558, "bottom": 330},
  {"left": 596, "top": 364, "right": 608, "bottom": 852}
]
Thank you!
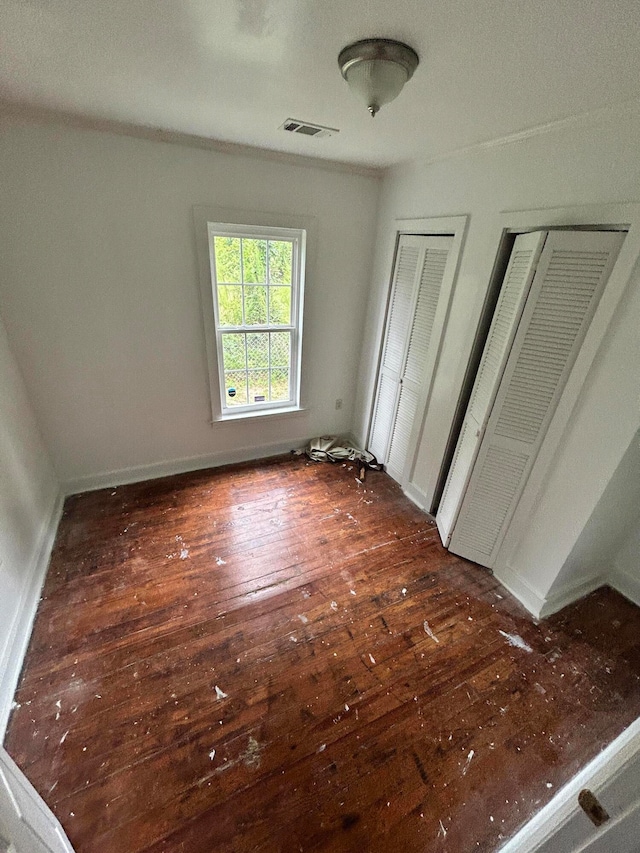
[{"left": 279, "top": 119, "right": 339, "bottom": 139}]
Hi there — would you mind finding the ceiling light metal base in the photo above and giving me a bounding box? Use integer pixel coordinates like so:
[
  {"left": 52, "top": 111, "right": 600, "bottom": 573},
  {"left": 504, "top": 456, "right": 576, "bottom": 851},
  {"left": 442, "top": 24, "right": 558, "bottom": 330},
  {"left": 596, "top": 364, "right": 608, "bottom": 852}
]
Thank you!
[{"left": 338, "top": 38, "right": 419, "bottom": 80}]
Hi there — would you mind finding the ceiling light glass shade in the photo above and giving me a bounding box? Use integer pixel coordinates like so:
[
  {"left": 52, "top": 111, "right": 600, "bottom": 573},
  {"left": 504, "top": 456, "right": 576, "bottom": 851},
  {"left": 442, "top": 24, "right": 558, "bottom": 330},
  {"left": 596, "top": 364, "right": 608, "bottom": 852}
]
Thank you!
[
  {"left": 339, "top": 39, "right": 419, "bottom": 117},
  {"left": 343, "top": 59, "right": 409, "bottom": 116}
]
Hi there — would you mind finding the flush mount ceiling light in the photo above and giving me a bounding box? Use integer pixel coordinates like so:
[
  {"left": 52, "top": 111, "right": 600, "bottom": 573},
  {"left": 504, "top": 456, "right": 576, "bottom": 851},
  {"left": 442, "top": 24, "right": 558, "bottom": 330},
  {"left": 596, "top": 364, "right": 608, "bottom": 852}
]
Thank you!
[{"left": 338, "top": 38, "right": 419, "bottom": 117}]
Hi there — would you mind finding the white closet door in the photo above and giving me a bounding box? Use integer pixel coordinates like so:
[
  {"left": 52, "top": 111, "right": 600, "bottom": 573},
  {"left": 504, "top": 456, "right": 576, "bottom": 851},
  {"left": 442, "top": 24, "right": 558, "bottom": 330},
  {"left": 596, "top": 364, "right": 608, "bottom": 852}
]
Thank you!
[
  {"left": 386, "top": 239, "right": 452, "bottom": 480},
  {"left": 437, "top": 231, "right": 547, "bottom": 543},
  {"left": 369, "top": 236, "right": 423, "bottom": 463},
  {"left": 369, "top": 235, "right": 453, "bottom": 481},
  {"left": 448, "top": 230, "right": 625, "bottom": 566}
]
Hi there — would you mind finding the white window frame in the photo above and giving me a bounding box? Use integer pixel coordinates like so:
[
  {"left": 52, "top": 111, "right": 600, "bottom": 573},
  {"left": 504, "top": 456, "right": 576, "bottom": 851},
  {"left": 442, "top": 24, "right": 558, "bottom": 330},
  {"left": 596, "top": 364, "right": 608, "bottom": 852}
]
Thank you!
[{"left": 194, "top": 206, "right": 312, "bottom": 423}]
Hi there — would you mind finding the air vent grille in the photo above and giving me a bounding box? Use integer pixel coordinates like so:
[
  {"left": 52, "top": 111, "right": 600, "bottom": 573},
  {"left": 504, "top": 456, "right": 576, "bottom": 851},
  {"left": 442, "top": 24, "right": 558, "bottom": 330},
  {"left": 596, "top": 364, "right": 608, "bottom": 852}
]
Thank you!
[{"left": 279, "top": 119, "right": 339, "bottom": 139}]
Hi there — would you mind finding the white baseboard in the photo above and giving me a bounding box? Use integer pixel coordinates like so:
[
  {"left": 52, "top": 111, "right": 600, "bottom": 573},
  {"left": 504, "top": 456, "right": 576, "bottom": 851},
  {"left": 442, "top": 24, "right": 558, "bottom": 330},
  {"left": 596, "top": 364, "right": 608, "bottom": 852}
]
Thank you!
[
  {"left": 498, "top": 717, "right": 640, "bottom": 853},
  {"left": 538, "top": 573, "right": 605, "bottom": 619},
  {"left": 0, "top": 490, "right": 65, "bottom": 741},
  {"left": 63, "top": 439, "right": 308, "bottom": 496},
  {"left": 610, "top": 565, "right": 640, "bottom": 608},
  {"left": 493, "top": 563, "right": 547, "bottom": 619},
  {"left": 493, "top": 565, "right": 607, "bottom": 621}
]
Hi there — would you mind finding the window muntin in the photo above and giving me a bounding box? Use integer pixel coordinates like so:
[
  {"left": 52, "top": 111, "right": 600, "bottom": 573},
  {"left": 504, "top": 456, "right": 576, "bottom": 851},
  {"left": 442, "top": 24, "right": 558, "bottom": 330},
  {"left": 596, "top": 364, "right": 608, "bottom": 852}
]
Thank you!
[{"left": 208, "top": 224, "right": 305, "bottom": 416}]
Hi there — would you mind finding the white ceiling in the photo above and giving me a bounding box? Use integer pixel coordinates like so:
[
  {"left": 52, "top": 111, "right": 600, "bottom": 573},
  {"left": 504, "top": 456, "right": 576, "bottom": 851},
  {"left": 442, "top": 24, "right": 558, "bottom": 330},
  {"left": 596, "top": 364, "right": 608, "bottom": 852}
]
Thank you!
[{"left": 2, "top": 0, "right": 640, "bottom": 168}]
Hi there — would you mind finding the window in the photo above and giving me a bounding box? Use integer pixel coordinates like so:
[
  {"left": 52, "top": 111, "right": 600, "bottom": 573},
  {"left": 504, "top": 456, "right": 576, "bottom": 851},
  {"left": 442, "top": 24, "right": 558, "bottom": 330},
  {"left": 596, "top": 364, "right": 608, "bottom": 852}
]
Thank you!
[{"left": 207, "top": 222, "right": 306, "bottom": 418}]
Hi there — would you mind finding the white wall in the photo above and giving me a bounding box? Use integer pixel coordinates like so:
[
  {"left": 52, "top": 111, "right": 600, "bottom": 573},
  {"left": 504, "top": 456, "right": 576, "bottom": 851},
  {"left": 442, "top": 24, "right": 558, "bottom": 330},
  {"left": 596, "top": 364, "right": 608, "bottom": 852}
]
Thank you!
[
  {"left": 613, "top": 516, "right": 640, "bottom": 603},
  {"left": 547, "top": 430, "right": 640, "bottom": 603},
  {"left": 0, "top": 313, "right": 60, "bottom": 736},
  {"left": 0, "top": 118, "right": 380, "bottom": 491},
  {"left": 355, "top": 103, "right": 640, "bottom": 615}
]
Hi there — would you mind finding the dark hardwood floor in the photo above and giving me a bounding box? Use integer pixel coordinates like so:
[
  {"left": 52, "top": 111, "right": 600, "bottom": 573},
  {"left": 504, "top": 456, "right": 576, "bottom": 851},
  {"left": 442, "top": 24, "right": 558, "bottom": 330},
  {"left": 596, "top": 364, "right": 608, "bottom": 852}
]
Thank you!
[{"left": 6, "top": 456, "right": 640, "bottom": 852}]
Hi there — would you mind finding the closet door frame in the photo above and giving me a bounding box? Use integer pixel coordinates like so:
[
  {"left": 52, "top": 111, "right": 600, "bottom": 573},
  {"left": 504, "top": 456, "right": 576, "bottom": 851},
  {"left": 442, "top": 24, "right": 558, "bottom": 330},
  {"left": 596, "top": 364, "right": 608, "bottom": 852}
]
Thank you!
[
  {"left": 488, "top": 203, "right": 640, "bottom": 590},
  {"left": 366, "top": 216, "right": 468, "bottom": 500}
]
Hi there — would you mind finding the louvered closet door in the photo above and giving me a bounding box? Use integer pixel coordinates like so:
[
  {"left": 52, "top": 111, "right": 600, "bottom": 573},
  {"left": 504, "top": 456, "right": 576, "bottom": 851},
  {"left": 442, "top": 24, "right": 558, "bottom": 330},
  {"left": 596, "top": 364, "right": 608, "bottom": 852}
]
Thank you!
[
  {"left": 369, "top": 236, "right": 423, "bottom": 463},
  {"left": 448, "top": 230, "right": 624, "bottom": 566},
  {"left": 369, "top": 235, "right": 453, "bottom": 482},
  {"left": 437, "top": 231, "right": 547, "bottom": 544}
]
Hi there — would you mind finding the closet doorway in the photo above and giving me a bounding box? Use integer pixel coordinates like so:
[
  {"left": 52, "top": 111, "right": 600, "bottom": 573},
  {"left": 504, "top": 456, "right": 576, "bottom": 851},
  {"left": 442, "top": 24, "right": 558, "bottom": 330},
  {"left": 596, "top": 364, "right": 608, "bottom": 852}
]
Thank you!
[
  {"left": 437, "top": 227, "right": 626, "bottom": 566},
  {"left": 367, "top": 216, "right": 467, "bottom": 502}
]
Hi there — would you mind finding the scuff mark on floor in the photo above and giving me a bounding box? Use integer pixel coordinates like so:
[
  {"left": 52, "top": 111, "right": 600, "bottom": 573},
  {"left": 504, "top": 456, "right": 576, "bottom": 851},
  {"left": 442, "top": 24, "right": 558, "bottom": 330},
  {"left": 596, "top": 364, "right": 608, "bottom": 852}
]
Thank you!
[
  {"left": 215, "top": 736, "right": 263, "bottom": 773},
  {"left": 242, "top": 736, "right": 262, "bottom": 768}
]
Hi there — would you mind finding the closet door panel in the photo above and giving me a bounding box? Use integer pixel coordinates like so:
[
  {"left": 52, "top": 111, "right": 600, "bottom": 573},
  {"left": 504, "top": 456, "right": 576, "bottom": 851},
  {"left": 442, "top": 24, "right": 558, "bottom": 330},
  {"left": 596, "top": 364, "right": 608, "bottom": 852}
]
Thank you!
[
  {"left": 382, "top": 239, "right": 422, "bottom": 376},
  {"left": 437, "top": 230, "right": 547, "bottom": 543},
  {"left": 403, "top": 247, "right": 449, "bottom": 385},
  {"left": 398, "top": 244, "right": 452, "bottom": 483},
  {"left": 368, "top": 236, "right": 423, "bottom": 462},
  {"left": 449, "top": 230, "right": 625, "bottom": 566},
  {"left": 448, "top": 441, "right": 529, "bottom": 560},
  {"left": 368, "top": 371, "right": 399, "bottom": 462},
  {"left": 386, "top": 384, "right": 418, "bottom": 480},
  {"left": 436, "top": 410, "right": 481, "bottom": 541}
]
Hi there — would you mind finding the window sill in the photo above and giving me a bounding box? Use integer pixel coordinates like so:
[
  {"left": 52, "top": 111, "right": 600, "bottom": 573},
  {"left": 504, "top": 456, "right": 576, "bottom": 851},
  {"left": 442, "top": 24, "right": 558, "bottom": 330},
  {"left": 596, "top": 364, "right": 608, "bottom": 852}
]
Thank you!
[{"left": 211, "top": 406, "right": 309, "bottom": 425}]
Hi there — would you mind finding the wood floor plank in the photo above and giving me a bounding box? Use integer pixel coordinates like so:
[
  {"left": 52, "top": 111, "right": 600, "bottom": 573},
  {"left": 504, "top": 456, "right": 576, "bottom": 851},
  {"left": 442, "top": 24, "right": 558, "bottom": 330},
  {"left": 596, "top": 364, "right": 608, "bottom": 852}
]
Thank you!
[{"left": 5, "top": 455, "right": 640, "bottom": 852}]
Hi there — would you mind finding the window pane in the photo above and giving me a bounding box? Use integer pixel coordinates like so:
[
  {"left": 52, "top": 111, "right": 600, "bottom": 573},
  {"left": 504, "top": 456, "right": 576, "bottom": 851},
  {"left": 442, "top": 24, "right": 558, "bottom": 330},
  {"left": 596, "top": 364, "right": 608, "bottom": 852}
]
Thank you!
[
  {"left": 248, "top": 369, "right": 269, "bottom": 403},
  {"left": 246, "top": 332, "right": 269, "bottom": 369},
  {"left": 242, "top": 239, "right": 267, "bottom": 283},
  {"left": 244, "top": 286, "right": 267, "bottom": 325},
  {"left": 270, "top": 332, "right": 290, "bottom": 367},
  {"left": 217, "top": 285, "right": 243, "bottom": 326},
  {"left": 224, "top": 370, "right": 247, "bottom": 406},
  {"left": 268, "top": 241, "right": 292, "bottom": 285},
  {"left": 214, "top": 237, "right": 241, "bottom": 284},
  {"left": 270, "top": 367, "right": 290, "bottom": 401},
  {"left": 222, "top": 333, "right": 246, "bottom": 370},
  {"left": 269, "top": 287, "right": 291, "bottom": 324}
]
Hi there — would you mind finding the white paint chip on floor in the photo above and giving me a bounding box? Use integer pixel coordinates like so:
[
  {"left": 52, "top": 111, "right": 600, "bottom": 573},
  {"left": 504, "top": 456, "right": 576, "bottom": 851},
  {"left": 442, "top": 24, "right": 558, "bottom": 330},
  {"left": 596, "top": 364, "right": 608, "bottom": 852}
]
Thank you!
[
  {"left": 463, "top": 748, "right": 475, "bottom": 775},
  {"left": 424, "top": 620, "right": 440, "bottom": 643},
  {"left": 499, "top": 630, "right": 533, "bottom": 653}
]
